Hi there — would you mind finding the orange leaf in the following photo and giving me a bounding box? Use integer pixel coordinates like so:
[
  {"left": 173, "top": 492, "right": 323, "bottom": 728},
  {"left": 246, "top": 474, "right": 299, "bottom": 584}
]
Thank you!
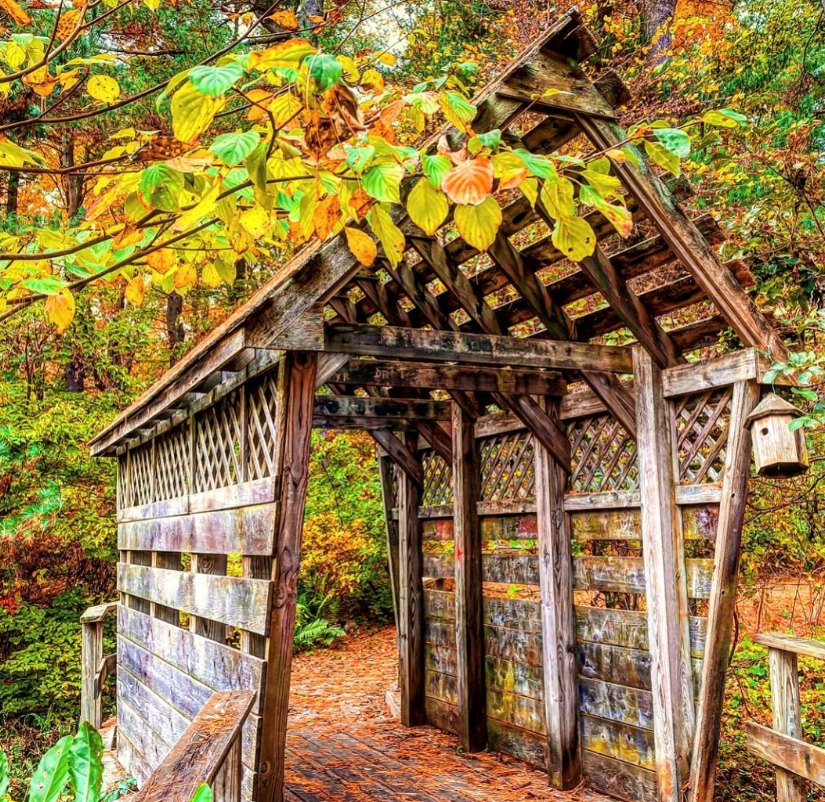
[
  {"left": 54, "top": 8, "right": 82, "bottom": 39},
  {"left": 313, "top": 194, "right": 341, "bottom": 241},
  {"left": 344, "top": 227, "right": 377, "bottom": 267},
  {"left": 0, "top": 0, "right": 32, "bottom": 26},
  {"left": 440, "top": 157, "right": 494, "bottom": 206},
  {"left": 269, "top": 9, "right": 299, "bottom": 29}
]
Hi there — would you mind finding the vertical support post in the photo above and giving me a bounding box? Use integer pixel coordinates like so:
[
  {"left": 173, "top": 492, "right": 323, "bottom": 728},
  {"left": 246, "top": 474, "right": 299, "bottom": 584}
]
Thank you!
[
  {"left": 534, "top": 397, "right": 580, "bottom": 789},
  {"left": 213, "top": 735, "right": 243, "bottom": 802},
  {"left": 633, "top": 347, "right": 695, "bottom": 802},
  {"left": 80, "top": 617, "right": 104, "bottom": 728},
  {"left": 397, "top": 436, "right": 425, "bottom": 727},
  {"left": 378, "top": 455, "right": 401, "bottom": 631},
  {"left": 767, "top": 647, "right": 806, "bottom": 802},
  {"left": 689, "top": 380, "right": 759, "bottom": 802},
  {"left": 257, "top": 351, "right": 318, "bottom": 802},
  {"left": 453, "top": 403, "right": 487, "bottom": 753}
]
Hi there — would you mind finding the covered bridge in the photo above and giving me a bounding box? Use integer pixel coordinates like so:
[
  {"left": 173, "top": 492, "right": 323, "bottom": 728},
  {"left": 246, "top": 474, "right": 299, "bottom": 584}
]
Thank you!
[{"left": 86, "top": 10, "right": 802, "bottom": 802}]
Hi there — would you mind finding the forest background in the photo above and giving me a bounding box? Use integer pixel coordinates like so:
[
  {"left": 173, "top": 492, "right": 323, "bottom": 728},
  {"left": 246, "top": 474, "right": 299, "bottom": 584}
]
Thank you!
[{"left": 1, "top": 0, "right": 824, "bottom": 799}]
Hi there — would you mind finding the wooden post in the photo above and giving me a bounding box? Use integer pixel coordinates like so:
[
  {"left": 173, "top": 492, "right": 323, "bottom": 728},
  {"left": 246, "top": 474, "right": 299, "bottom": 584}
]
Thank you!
[
  {"left": 768, "top": 648, "right": 806, "bottom": 802},
  {"left": 689, "top": 380, "right": 759, "bottom": 802},
  {"left": 633, "top": 347, "right": 695, "bottom": 802},
  {"left": 81, "top": 618, "right": 104, "bottom": 728},
  {"left": 257, "top": 351, "right": 318, "bottom": 802},
  {"left": 453, "top": 403, "right": 487, "bottom": 752},
  {"left": 533, "top": 397, "right": 580, "bottom": 789},
  {"left": 378, "top": 456, "right": 401, "bottom": 639},
  {"left": 397, "top": 435, "right": 425, "bottom": 727}
]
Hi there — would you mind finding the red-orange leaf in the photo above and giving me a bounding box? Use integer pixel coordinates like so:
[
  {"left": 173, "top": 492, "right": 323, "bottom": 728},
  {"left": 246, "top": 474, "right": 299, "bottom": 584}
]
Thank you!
[{"left": 440, "top": 157, "right": 494, "bottom": 206}]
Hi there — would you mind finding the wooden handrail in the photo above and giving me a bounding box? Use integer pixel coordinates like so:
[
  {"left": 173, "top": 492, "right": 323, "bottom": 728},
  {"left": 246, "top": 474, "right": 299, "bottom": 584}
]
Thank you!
[
  {"left": 134, "top": 690, "right": 256, "bottom": 802},
  {"left": 746, "top": 633, "right": 825, "bottom": 800},
  {"left": 80, "top": 601, "right": 118, "bottom": 728}
]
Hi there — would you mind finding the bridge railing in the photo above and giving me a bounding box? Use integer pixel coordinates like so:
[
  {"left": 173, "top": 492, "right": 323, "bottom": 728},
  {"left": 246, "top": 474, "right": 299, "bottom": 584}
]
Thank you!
[
  {"left": 746, "top": 633, "right": 825, "bottom": 800},
  {"left": 80, "top": 601, "right": 118, "bottom": 728}
]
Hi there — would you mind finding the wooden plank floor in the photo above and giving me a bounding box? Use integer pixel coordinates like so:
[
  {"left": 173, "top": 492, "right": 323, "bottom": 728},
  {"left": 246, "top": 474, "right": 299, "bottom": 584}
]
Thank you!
[{"left": 283, "top": 627, "right": 611, "bottom": 802}]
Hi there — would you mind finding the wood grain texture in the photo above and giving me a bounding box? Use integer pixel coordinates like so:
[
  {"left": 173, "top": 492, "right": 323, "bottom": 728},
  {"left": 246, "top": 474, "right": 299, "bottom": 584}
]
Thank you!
[
  {"left": 130, "top": 690, "right": 255, "bottom": 802},
  {"left": 398, "top": 434, "right": 426, "bottom": 727},
  {"left": 768, "top": 648, "right": 807, "bottom": 801},
  {"left": 633, "top": 347, "right": 695, "bottom": 802},
  {"left": 257, "top": 352, "right": 318, "bottom": 802},
  {"left": 754, "top": 633, "right": 825, "bottom": 660},
  {"left": 117, "top": 563, "right": 270, "bottom": 635},
  {"left": 533, "top": 397, "right": 580, "bottom": 788},
  {"left": 689, "top": 380, "right": 759, "bottom": 802},
  {"left": 746, "top": 721, "right": 825, "bottom": 790},
  {"left": 452, "top": 405, "right": 487, "bottom": 752}
]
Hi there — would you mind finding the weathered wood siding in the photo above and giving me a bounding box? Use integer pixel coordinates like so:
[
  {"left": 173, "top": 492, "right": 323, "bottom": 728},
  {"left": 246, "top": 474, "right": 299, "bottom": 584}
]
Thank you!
[
  {"left": 115, "top": 366, "right": 288, "bottom": 802},
  {"left": 401, "top": 383, "right": 736, "bottom": 802}
]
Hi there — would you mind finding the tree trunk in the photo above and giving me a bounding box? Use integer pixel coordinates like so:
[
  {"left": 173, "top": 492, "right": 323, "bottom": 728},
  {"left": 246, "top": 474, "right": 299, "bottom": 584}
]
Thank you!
[
  {"left": 6, "top": 171, "right": 19, "bottom": 216},
  {"left": 166, "top": 291, "right": 185, "bottom": 366},
  {"left": 640, "top": 0, "right": 676, "bottom": 58},
  {"left": 66, "top": 359, "right": 86, "bottom": 392},
  {"left": 61, "top": 133, "right": 84, "bottom": 220}
]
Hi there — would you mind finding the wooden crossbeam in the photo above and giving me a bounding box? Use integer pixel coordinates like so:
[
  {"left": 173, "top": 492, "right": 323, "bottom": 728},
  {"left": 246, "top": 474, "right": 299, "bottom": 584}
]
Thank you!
[
  {"left": 314, "top": 396, "right": 451, "bottom": 421},
  {"left": 325, "top": 324, "right": 635, "bottom": 373},
  {"left": 331, "top": 360, "right": 567, "bottom": 396}
]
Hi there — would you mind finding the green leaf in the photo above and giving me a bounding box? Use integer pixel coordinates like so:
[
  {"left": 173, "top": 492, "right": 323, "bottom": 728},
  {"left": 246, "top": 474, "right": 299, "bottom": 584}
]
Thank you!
[
  {"left": 23, "top": 277, "right": 67, "bottom": 295},
  {"left": 579, "top": 185, "right": 633, "bottom": 238},
  {"left": 29, "top": 735, "right": 72, "bottom": 802},
  {"left": 539, "top": 175, "right": 575, "bottom": 219},
  {"left": 701, "top": 109, "right": 747, "bottom": 128},
  {"left": 439, "top": 90, "right": 476, "bottom": 132},
  {"left": 246, "top": 142, "right": 273, "bottom": 210},
  {"left": 362, "top": 162, "right": 405, "bottom": 203},
  {"left": 552, "top": 215, "right": 596, "bottom": 262},
  {"left": 367, "top": 205, "right": 405, "bottom": 267},
  {"left": 406, "top": 178, "right": 448, "bottom": 236},
  {"left": 308, "top": 53, "right": 343, "bottom": 92},
  {"left": 512, "top": 148, "right": 557, "bottom": 180},
  {"left": 454, "top": 197, "right": 502, "bottom": 251},
  {"left": 421, "top": 153, "right": 451, "bottom": 189},
  {"left": 189, "top": 62, "right": 245, "bottom": 97},
  {"left": 346, "top": 145, "right": 375, "bottom": 174},
  {"left": 210, "top": 131, "right": 261, "bottom": 167},
  {"left": 654, "top": 127, "right": 691, "bottom": 158},
  {"left": 644, "top": 140, "right": 681, "bottom": 176},
  {"left": 191, "top": 784, "right": 212, "bottom": 802},
  {"left": 470, "top": 129, "right": 501, "bottom": 153},
  {"left": 68, "top": 722, "right": 104, "bottom": 802},
  {"left": 139, "top": 163, "right": 185, "bottom": 212},
  {"left": 0, "top": 750, "right": 9, "bottom": 800}
]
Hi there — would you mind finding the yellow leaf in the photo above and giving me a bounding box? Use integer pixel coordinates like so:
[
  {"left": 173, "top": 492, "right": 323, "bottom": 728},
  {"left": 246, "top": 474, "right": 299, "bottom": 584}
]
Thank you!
[
  {"left": 454, "top": 197, "right": 501, "bottom": 251},
  {"left": 0, "top": 0, "right": 31, "bottom": 26},
  {"left": 202, "top": 262, "right": 223, "bottom": 287},
  {"left": 125, "top": 274, "right": 146, "bottom": 306},
  {"left": 146, "top": 248, "right": 177, "bottom": 272},
  {"left": 174, "top": 262, "right": 197, "bottom": 289},
  {"left": 88, "top": 74, "right": 121, "bottom": 103},
  {"left": 58, "top": 68, "right": 81, "bottom": 91},
  {"left": 269, "top": 9, "right": 299, "bottom": 30},
  {"left": 174, "top": 181, "right": 221, "bottom": 231},
  {"left": 248, "top": 39, "right": 316, "bottom": 71},
  {"left": 552, "top": 215, "right": 596, "bottom": 262},
  {"left": 366, "top": 205, "right": 404, "bottom": 267},
  {"left": 239, "top": 205, "right": 269, "bottom": 237},
  {"left": 406, "top": 178, "right": 448, "bottom": 236},
  {"left": 344, "top": 226, "right": 377, "bottom": 267},
  {"left": 360, "top": 69, "right": 384, "bottom": 91},
  {"left": 45, "top": 289, "right": 75, "bottom": 333},
  {"left": 377, "top": 52, "right": 397, "bottom": 66},
  {"left": 23, "top": 66, "right": 58, "bottom": 97},
  {"left": 171, "top": 81, "right": 224, "bottom": 143}
]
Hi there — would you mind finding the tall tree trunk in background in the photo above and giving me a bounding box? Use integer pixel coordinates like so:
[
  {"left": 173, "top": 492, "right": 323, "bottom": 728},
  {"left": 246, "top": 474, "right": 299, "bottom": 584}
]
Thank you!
[
  {"left": 166, "top": 291, "right": 185, "bottom": 366},
  {"left": 66, "top": 359, "right": 86, "bottom": 392},
  {"left": 640, "top": 0, "right": 676, "bottom": 58},
  {"left": 6, "top": 172, "right": 19, "bottom": 216},
  {"left": 61, "top": 132, "right": 84, "bottom": 220}
]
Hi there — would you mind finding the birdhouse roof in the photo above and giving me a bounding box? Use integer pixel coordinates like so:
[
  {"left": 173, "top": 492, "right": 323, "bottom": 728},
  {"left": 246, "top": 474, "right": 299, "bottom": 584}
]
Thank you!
[{"left": 745, "top": 393, "right": 802, "bottom": 427}]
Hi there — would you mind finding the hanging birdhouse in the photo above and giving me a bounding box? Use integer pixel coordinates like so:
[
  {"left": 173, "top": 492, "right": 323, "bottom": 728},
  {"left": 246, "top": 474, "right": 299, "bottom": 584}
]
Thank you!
[{"left": 745, "top": 393, "right": 810, "bottom": 477}]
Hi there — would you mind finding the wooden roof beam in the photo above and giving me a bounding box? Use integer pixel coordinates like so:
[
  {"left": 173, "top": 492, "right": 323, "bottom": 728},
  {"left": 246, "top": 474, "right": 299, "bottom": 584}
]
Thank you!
[
  {"left": 331, "top": 360, "right": 568, "bottom": 396},
  {"left": 314, "top": 396, "right": 451, "bottom": 421},
  {"left": 325, "top": 324, "right": 634, "bottom": 373},
  {"left": 576, "top": 112, "right": 787, "bottom": 359}
]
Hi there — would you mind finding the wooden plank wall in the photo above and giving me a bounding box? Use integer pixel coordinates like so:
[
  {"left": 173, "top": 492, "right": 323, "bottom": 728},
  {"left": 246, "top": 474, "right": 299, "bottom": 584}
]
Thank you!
[
  {"left": 397, "top": 381, "right": 737, "bottom": 802},
  {"left": 115, "top": 364, "right": 287, "bottom": 802}
]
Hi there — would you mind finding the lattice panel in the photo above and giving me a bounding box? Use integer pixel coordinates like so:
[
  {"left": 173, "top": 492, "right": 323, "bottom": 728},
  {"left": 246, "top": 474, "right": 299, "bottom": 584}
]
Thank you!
[
  {"left": 423, "top": 450, "right": 453, "bottom": 506},
  {"left": 194, "top": 391, "right": 243, "bottom": 493},
  {"left": 673, "top": 388, "right": 732, "bottom": 484},
  {"left": 155, "top": 425, "right": 189, "bottom": 501},
  {"left": 568, "top": 414, "right": 638, "bottom": 493},
  {"left": 128, "top": 442, "right": 154, "bottom": 507},
  {"left": 247, "top": 370, "right": 281, "bottom": 481},
  {"left": 479, "top": 431, "right": 536, "bottom": 501}
]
